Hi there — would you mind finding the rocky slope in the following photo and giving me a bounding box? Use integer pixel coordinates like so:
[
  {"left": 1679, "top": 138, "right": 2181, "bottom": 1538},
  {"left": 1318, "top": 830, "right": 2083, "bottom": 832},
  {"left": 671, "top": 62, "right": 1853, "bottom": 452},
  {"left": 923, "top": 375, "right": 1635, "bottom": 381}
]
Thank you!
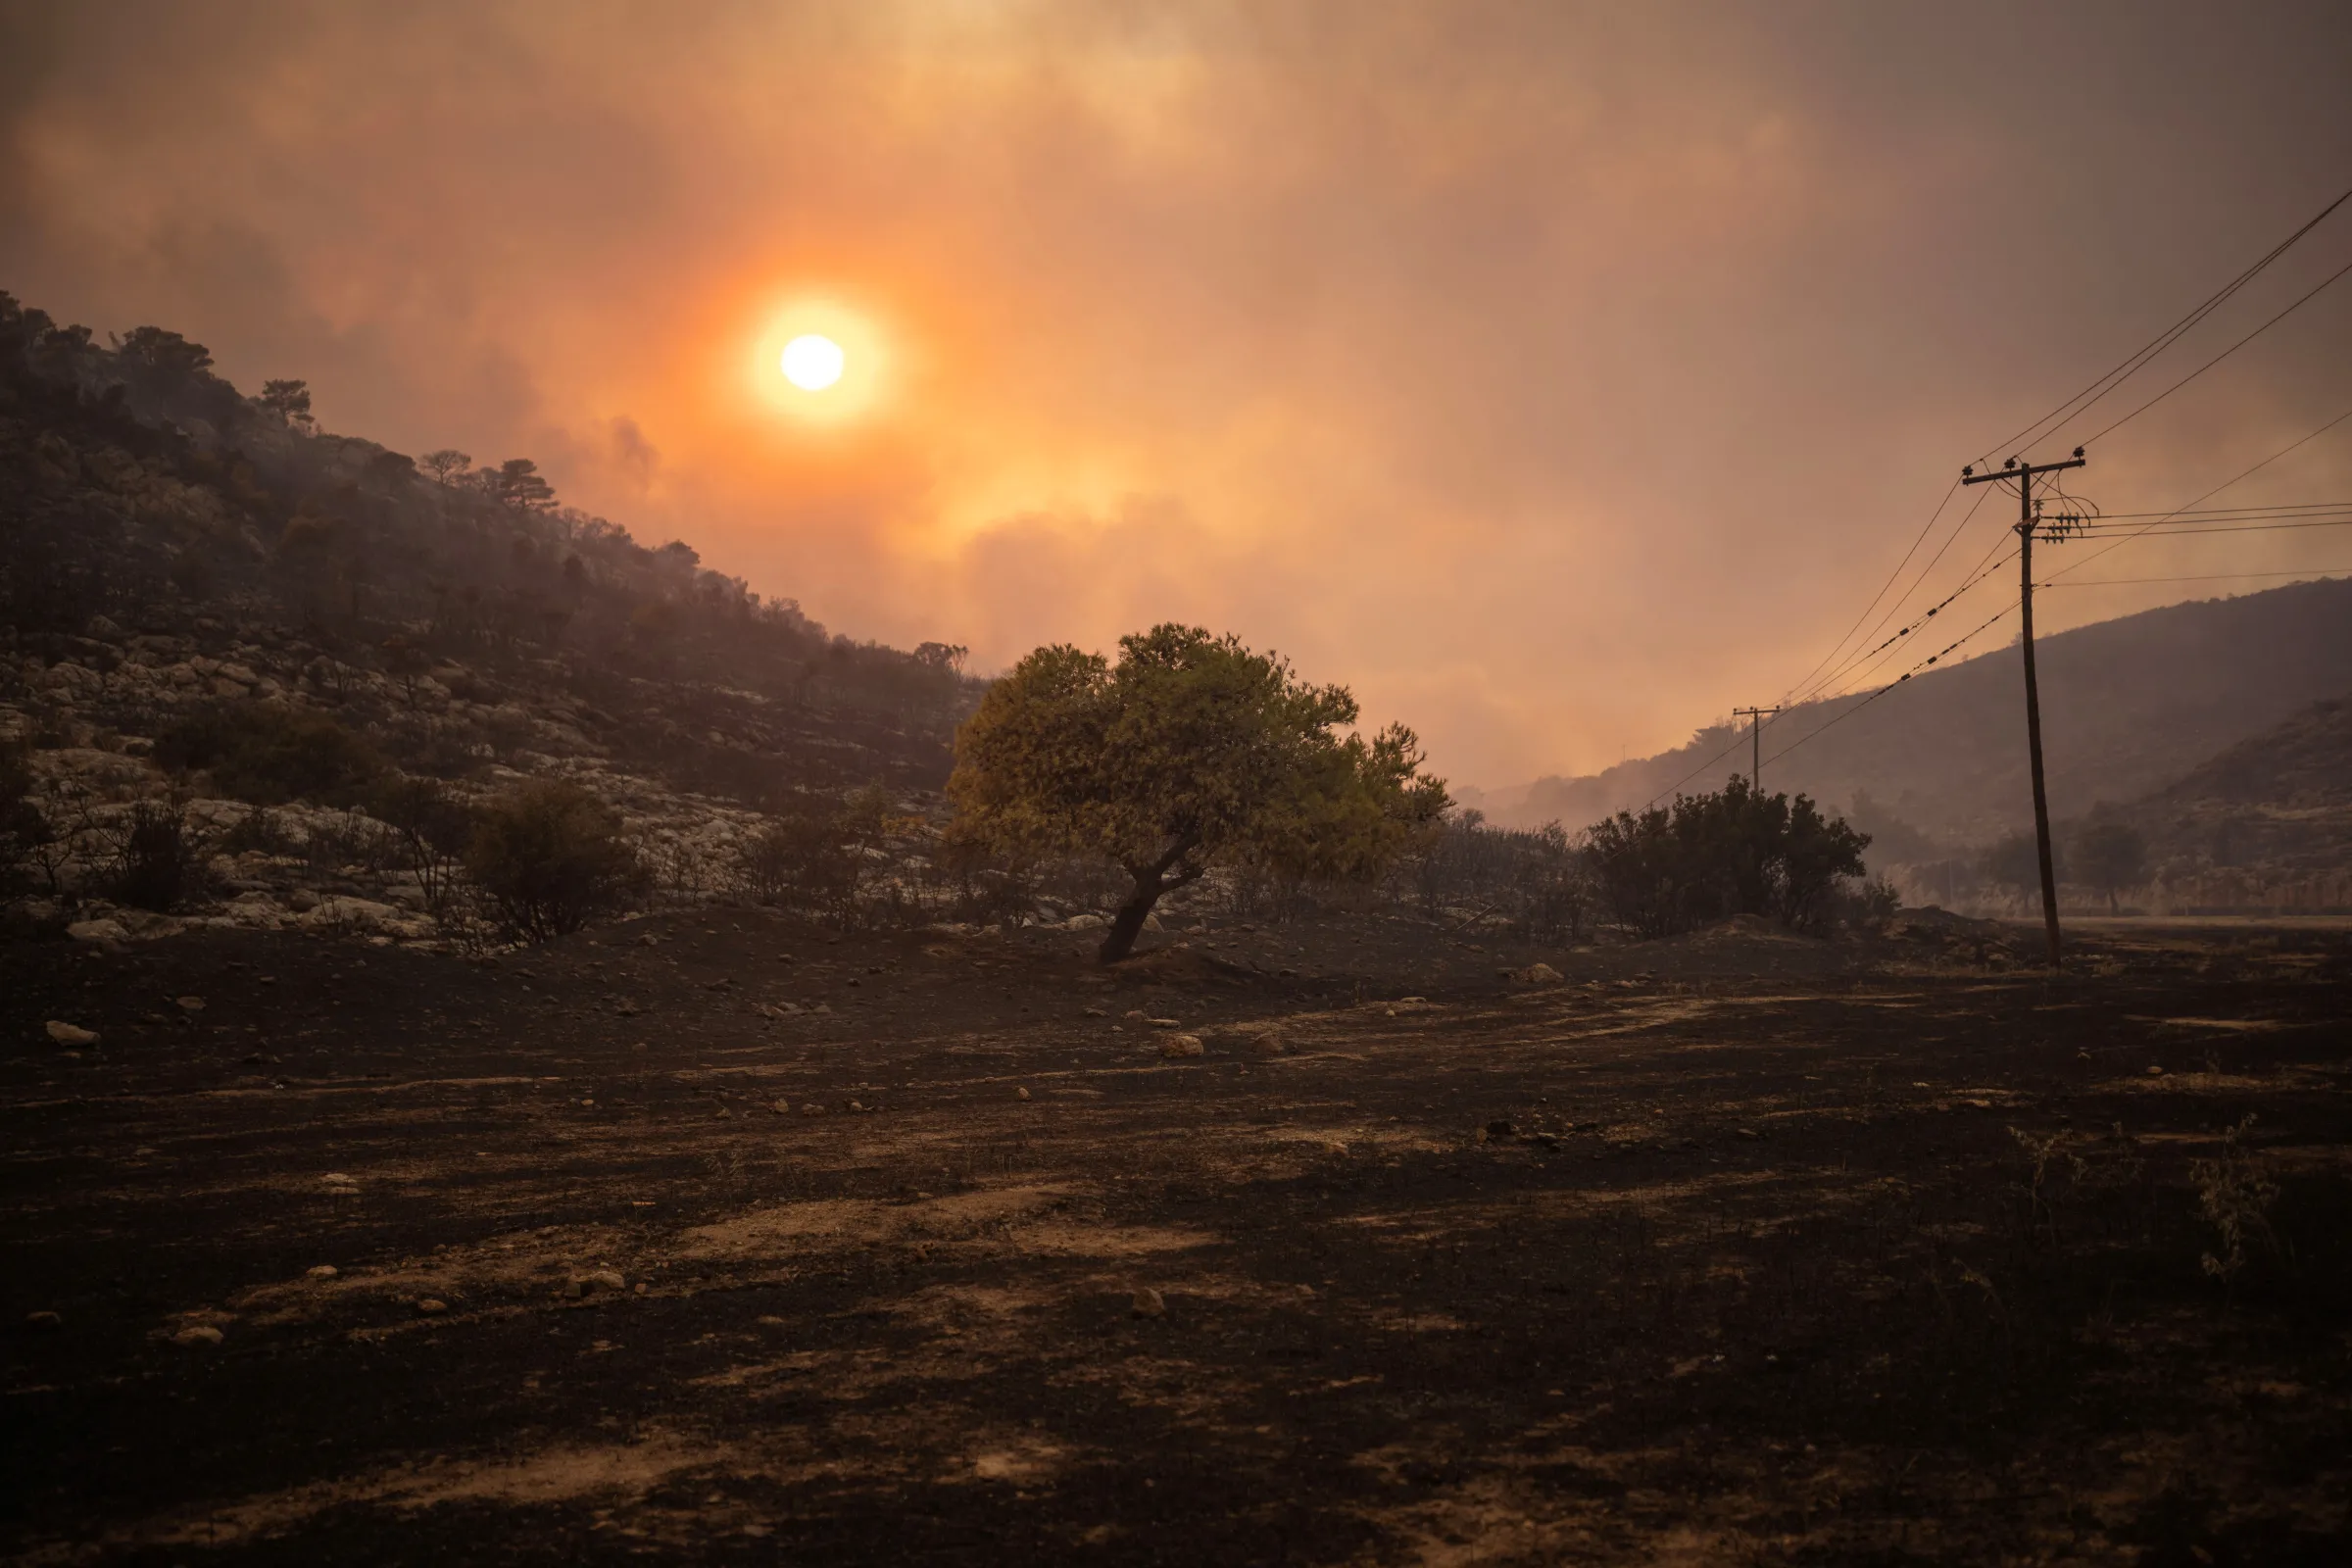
[{"left": 0, "top": 290, "right": 979, "bottom": 946}]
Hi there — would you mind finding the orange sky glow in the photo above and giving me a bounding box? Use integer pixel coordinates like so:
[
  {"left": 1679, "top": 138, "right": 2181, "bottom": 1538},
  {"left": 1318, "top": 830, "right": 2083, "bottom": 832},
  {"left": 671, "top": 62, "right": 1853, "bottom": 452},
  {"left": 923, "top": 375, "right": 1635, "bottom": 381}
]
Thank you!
[{"left": 6, "top": 1, "right": 2350, "bottom": 789}]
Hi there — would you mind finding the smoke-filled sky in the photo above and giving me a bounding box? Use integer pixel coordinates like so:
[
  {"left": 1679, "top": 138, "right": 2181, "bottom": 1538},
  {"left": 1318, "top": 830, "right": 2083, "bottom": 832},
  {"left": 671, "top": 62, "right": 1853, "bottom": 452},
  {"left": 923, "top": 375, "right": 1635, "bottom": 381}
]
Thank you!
[{"left": 6, "top": 1, "right": 2351, "bottom": 789}]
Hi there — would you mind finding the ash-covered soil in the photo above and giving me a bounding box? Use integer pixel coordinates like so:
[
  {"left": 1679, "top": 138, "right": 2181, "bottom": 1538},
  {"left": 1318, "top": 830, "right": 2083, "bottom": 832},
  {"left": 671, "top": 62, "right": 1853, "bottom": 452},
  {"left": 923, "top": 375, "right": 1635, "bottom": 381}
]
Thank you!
[{"left": 4, "top": 913, "right": 2350, "bottom": 1565}]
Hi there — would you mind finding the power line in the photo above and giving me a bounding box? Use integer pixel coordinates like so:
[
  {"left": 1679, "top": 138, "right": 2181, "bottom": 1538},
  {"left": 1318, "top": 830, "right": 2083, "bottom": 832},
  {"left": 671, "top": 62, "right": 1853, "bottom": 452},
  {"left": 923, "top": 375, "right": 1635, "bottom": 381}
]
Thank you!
[
  {"left": 1788, "top": 482, "right": 1999, "bottom": 709},
  {"left": 2076, "top": 252, "right": 2352, "bottom": 449},
  {"left": 1758, "top": 597, "right": 2022, "bottom": 772},
  {"left": 2089, "top": 501, "right": 2352, "bottom": 518},
  {"left": 2045, "top": 403, "right": 2352, "bottom": 585},
  {"left": 1790, "top": 531, "right": 2017, "bottom": 706},
  {"left": 1777, "top": 478, "right": 1961, "bottom": 708},
  {"left": 2072, "top": 517, "right": 2352, "bottom": 538},
  {"left": 1778, "top": 187, "right": 2351, "bottom": 724},
  {"left": 1978, "top": 179, "right": 2352, "bottom": 465}
]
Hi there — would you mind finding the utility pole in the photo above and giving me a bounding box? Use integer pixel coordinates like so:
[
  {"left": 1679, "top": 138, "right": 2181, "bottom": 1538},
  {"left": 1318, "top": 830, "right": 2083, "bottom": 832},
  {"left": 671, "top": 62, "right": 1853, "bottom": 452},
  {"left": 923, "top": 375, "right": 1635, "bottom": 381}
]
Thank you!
[
  {"left": 1963, "top": 449, "right": 2085, "bottom": 969},
  {"left": 1732, "top": 706, "right": 1781, "bottom": 790}
]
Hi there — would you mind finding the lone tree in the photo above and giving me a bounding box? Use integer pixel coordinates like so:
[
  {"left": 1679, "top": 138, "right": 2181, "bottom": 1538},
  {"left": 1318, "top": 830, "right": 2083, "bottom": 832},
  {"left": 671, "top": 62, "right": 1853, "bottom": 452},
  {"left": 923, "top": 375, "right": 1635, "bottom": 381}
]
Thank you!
[
  {"left": 420, "top": 449, "right": 471, "bottom": 485},
  {"left": 481, "top": 457, "right": 557, "bottom": 514},
  {"left": 258, "top": 378, "right": 314, "bottom": 429},
  {"left": 950, "top": 624, "right": 1448, "bottom": 963}
]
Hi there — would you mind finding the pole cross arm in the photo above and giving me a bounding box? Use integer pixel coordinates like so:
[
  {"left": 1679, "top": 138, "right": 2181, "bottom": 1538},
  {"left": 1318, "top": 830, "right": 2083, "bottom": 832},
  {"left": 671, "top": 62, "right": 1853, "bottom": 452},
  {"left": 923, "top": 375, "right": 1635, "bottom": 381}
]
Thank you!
[{"left": 1963, "top": 456, "right": 2085, "bottom": 485}]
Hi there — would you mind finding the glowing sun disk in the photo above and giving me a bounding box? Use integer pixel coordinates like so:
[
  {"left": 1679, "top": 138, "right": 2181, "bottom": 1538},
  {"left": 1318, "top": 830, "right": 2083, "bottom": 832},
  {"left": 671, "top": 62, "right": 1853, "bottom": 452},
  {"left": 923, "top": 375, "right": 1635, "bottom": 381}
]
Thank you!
[{"left": 782, "top": 334, "right": 845, "bottom": 390}]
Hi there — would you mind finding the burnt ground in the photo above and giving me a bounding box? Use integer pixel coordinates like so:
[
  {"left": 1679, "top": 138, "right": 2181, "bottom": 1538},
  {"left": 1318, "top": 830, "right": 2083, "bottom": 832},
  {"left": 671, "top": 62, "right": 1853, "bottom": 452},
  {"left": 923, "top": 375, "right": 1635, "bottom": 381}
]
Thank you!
[{"left": 3, "top": 911, "right": 2350, "bottom": 1565}]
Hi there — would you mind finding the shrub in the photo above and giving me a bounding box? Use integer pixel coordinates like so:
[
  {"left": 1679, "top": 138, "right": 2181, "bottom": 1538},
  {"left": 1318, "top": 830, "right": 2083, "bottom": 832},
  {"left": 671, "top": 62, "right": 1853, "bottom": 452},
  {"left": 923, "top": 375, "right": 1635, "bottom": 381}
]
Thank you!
[
  {"left": 1586, "top": 777, "right": 1869, "bottom": 938},
  {"left": 734, "top": 784, "right": 906, "bottom": 925},
  {"left": 106, "top": 801, "right": 210, "bottom": 911},
  {"left": 371, "top": 775, "right": 473, "bottom": 919},
  {"left": 0, "top": 742, "right": 53, "bottom": 892},
  {"left": 466, "top": 779, "right": 645, "bottom": 941},
  {"left": 156, "top": 703, "right": 384, "bottom": 806}
]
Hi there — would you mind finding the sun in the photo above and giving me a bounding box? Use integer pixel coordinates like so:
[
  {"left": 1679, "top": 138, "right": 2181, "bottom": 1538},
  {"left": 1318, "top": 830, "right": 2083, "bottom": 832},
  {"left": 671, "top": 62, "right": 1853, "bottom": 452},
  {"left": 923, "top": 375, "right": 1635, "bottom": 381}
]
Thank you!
[
  {"left": 781, "top": 333, "right": 844, "bottom": 391},
  {"left": 745, "top": 298, "right": 887, "bottom": 425}
]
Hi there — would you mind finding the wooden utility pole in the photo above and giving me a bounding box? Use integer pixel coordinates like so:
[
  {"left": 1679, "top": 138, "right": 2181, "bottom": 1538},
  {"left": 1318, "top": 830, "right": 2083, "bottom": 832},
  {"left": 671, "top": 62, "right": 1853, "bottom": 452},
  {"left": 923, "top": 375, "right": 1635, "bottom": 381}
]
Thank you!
[
  {"left": 1963, "top": 450, "right": 2085, "bottom": 969},
  {"left": 1733, "top": 706, "right": 1781, "bottom": 790}
]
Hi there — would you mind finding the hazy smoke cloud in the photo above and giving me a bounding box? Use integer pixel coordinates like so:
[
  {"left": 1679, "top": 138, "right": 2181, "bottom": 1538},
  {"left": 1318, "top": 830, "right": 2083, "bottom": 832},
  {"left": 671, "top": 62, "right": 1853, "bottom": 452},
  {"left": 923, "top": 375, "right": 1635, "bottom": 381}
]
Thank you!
[{"left": 6, "top": 0, "right": 2349, "bottom": 785}]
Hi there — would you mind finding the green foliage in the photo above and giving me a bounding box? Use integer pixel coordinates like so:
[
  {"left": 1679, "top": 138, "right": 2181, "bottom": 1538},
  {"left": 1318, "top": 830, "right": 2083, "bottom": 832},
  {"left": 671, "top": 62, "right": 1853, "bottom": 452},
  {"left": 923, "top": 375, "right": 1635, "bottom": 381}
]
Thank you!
[
  {"left": 465, "top": 779, "right": 645, "bottom": 941},
  {"left": 156, "top": 704, "right": 386, "bottom": 807},
  {"left": 1586, "top": 776, "right": 1870, "bottom": 938},
  {"left": 950, "top": 624, "right": 1447, "bottom": 960}
]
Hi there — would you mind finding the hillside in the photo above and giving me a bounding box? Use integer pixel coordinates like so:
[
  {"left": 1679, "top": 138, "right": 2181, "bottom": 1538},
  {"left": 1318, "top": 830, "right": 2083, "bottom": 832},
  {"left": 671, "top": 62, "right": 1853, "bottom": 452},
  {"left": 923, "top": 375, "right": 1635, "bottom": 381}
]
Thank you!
[
  {"left": 2098, "top": 695, "right": 2352, "bottom": 908},
  {"left": 1489, "top": 577, "right": 2352, "bottom": 848},
  {"left": 0, "top": 291, "right": 981, "bottom": 938}
]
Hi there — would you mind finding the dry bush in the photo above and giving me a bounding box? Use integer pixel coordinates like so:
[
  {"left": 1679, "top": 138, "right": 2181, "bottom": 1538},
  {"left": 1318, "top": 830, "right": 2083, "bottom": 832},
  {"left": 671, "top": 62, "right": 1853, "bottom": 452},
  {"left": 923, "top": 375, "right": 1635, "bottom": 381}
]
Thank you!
[{"left": 466, "top": 779, "right": 647, "bottom": 942}]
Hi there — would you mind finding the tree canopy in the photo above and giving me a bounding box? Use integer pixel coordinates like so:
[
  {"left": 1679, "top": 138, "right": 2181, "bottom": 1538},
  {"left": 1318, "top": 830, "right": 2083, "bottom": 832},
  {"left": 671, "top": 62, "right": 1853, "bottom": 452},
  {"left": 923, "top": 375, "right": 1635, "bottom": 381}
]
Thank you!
[
  {"left": 950, "top": 624, "right": 1448, "bottom": 961},
  {"left": 1586, "top": 776, "right": 1870, "bottom": 938},
  {"left": 481, "top": 457, "right": 556, "bottom": 513}
]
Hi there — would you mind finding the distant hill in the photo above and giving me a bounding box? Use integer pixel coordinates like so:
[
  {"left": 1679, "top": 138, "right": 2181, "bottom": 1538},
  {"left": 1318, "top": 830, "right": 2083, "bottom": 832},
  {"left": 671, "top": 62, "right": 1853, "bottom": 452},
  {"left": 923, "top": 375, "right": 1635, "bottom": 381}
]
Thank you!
[
  {"left": 2114, "top": 694, "right": 2352, "bottom": 879},
  {"left": 1489, "top": 577, "right": 2352, "bottom": 850}
]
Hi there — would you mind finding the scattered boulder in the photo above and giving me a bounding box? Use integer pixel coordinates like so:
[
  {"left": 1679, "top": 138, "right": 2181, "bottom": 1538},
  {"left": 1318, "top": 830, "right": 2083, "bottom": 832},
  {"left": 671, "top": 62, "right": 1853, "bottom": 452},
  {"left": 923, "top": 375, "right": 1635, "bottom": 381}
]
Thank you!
[
  {"left": 1016, "top": 1087, "right": 1032, "bottom": 1102},
  {"left": 415, "top": 1298, "right": 449, "bottom": 1316},
  {"left": 175, "top": 996, "right": 206, "bottom": 1012},
  {"left": 1148, "top": 1017, "right": 1182, "bottom": 1029},
  {"left": 172, "top": 1325, "right": 224, "bottom": 1348},
  {"left": 26, "top": 1310, "right": 63, "bottom": 1330},
  {"left": 1508, "top": 962, "right": 1563, "bottom": 985},
  {"left": 1159, "top": 1034, "right": 1205, "bottom": 1059},
  {"left": 45, "top": 1020, "right": 99, "bottom": 1046},
  {"left": 65, "top": 919, "right": 127, "bottom": 945},
  {"left": 306, "top": 1265, "right": 339, "bottom": 1279},
  {"left": 1130, "top": 1288, "right": 1166, "bottom": 1319}
]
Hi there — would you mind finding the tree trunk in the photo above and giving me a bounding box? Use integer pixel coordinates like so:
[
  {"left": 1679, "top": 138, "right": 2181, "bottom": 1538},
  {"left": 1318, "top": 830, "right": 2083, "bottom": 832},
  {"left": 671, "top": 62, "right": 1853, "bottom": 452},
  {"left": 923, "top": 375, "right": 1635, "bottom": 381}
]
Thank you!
[
  {"left": 1097, "top": 844, "right": 1202, "bottom": 964},
  {"left": 1097, "top": 882, "right": 1159, "bottom": 964}
]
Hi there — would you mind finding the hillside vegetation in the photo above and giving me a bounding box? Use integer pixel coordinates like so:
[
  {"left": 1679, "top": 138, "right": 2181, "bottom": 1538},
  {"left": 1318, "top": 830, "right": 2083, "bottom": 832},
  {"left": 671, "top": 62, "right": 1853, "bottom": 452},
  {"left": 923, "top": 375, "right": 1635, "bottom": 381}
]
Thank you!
[{"left": 0, "top": 291, "right": 984, "bottom": 941}]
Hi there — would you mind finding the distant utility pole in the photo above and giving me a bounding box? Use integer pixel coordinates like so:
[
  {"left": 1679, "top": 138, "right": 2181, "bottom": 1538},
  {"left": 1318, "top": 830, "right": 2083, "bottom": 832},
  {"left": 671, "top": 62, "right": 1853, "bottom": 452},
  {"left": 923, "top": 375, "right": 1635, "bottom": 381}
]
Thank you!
[
  {"left": 1733, "top": 707, "right": 1781, "bottom": 790},
  {"left": 1963, "top": 449, "right": 2085, "bottom": 970}
]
